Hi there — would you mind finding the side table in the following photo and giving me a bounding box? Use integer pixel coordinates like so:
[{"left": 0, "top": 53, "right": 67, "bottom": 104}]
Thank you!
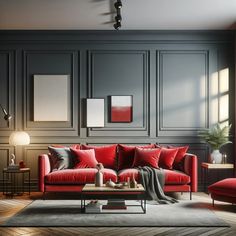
[
  {"left": 201, "top": 162, "right": 234, "bottom": 193},
  {"left": 3, "top": 167, "right": 30, "bottom": 196}
]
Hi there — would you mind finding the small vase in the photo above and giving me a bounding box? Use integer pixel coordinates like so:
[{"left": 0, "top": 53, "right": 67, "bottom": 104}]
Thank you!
[
  {"left": 211, "top": 150, "right": 222, "bottom": 164},
  {"left": 95, "top": 170, "right": 103, "bottom": 187},
  {"left": 130, "top": 175, "right": 137, "bottom": 188}
]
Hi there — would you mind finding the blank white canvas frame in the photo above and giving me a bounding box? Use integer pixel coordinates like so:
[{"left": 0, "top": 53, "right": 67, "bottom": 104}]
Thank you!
[
  {"left": 33, "top": 75, "right": 70, "bottom": 121},
  {"left": 86, "top": 98, "right": 104, "bottom": 127}
]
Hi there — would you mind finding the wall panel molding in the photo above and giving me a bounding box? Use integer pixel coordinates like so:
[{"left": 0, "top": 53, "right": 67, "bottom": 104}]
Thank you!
[
  {"left": 87, "top": 50, "right": 150, "bottom": 137},
  {"left": 0, "top": 50, "right": 16, "bottom": 134},
  {"left": 157, "top": 50, "right": 209, "bottom": 137},
  {"left": 0, "top": 147, "right": 13, "bottom": 189},
  {"left": 23, "top": 50, "right": 79, "bottom": 137},
  {"left": 23, "top": 145, "right": 48, "bottom": 190}
]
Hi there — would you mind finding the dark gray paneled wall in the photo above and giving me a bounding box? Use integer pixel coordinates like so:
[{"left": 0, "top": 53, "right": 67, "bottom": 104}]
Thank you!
[{"left": 0, "top": 31, "right": 235, "bottom": 190}]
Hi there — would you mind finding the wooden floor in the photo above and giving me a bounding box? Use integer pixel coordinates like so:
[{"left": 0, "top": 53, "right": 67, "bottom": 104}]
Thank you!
[{"left": 0, "top": 192, "right": 236, "bottom": 236}]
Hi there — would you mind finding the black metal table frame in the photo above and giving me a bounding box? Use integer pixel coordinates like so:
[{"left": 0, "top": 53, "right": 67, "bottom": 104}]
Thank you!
[
  {"left": 81, "top": 192, "right": 147, "bottom": 214},
  {"left": 2, "top": 168, "right": 30, "bottom": 196}
]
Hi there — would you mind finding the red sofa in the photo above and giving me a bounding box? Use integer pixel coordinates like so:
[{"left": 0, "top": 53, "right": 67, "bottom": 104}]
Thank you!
[{"left": 38, "top": 144, "right": 198, "bottom": 199}]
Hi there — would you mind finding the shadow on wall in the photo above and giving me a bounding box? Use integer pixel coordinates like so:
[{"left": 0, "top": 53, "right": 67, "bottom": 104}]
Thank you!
[{"left": 92, "top": 0, "right": 117, "bottom": 25}]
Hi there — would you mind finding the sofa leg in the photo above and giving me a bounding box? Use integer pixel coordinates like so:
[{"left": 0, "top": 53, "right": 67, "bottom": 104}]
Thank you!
[
  {"left": 190, "top": 191, "right": 192, "bottom": 200},
  {"left": 43, "top": 192, "right": 46, "bottom": 200},
  {"left": 212, "top": 199, "right": 214, "bottom": 207}
]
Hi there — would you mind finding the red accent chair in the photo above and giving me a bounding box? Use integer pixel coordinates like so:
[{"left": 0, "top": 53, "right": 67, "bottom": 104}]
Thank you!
[
  {"left": 208, "top": 178, "right": 236, "bottom": 206},
  {"left": 38, "top": 153, "right": 198, "bottom": 199}
]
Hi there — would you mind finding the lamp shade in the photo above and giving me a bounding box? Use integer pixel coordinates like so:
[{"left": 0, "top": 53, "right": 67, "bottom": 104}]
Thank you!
[{"left": 9, "top": 131, "right": 30, "bottom": 146}]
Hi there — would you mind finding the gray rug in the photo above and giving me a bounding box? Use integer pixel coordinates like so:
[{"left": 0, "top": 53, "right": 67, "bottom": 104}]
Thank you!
[{"left": 3, "top": 200, "right": 229, "bottom": 227}]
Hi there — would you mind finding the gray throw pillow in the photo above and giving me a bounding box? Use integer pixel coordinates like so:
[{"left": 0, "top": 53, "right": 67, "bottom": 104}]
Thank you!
[{"left": 48, "top": 146, "right": 72, "bottom": 171}]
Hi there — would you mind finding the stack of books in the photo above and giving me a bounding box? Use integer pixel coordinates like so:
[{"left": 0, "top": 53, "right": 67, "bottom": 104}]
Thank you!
[
  {"left": 7, "top": 164, "right": 20, "bottom": 170},
  {"left": 85, "top": 200, "right": 102, "bottom": 213},
  {"left": 102, "top": 199, "right": 127, "bottom": 210}
]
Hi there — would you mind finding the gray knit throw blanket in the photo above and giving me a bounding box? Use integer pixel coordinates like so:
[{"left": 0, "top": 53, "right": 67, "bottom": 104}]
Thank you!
[{"left": 138, "top": 166, "right": 178, "bottom": 204}]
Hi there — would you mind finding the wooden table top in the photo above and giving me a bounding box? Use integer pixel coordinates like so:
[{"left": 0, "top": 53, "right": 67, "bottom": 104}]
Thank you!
[
  {"left": 3, "top": 167, "right": 30, "bottom": 173},
  {"left": 201, "top": 162, "right": 234, "bottom": 169},
  {"left": 82, "top": 184, "right": 145, "bottom": 192}
]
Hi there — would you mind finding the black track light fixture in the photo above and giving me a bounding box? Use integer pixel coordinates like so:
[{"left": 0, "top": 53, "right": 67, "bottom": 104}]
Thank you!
[
  {"left": 114, "top": 22, "right": 121, "bottom": 30},
  {"left": 114, "top": 0, "right": 122, "bottom": 30},
  {"left": 115, "top": 14, "right": 122, "bottom": 22},
  {"left": 114, "top": 0, "right": 122, "bottom": 9}
]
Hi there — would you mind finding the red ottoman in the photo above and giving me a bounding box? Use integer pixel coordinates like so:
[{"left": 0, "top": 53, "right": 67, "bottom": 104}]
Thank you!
[{"left": 208, "top": 178, "right": 236, "bottom": 206}]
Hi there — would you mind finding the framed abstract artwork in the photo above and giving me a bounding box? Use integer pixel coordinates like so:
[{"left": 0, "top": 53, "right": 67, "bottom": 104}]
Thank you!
[
  {"left": 33, "top": 75, "right": 69, "bottom": 121},
  {"left": 110, "top": 95, "right": 133, "bottom": 123},
  {"left": 86, "top": 98, "right": 105, "bottom": 127}
]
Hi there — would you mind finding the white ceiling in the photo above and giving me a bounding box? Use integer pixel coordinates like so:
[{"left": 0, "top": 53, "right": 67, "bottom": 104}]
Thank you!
[{"left": 0, "top": 0, "right": 235, "bottom": 30}]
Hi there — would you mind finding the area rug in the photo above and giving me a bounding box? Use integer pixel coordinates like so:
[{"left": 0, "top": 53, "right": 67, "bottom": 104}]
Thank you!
[{"left": 3, "top": 200, "right": 229, "bottom": 227}]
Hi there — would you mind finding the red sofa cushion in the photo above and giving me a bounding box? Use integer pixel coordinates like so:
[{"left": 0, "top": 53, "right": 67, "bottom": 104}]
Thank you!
[
  {"left": 208, "top": 178, "right": 236, "bottom": 198},
  {"left": 118, "top": 168, "right": 190, "bottom": 185},
  {"left": 132, "top": 147, "right": 161, "bottom": 168},
  {"left": 164, "top": 169, "right": 190, "bottom": 185},
  {"left": 168, "top": 145, "right": 189, "bottom": 170},
  {"left": 159, "top": 147, "right": 178, "bottom": 169},
  {"left": 118, "top": 169, "right": 139, "bottom": 182},
  {"left": 81, "top": 144, "right": 117, "bottom": 169},
  {"left": 117, "top": 144, "right": 155, "bottom": 170},
  {"left": 45, "top": 168, "right": 117, "bottom": 184},
  {"left": 70, "top": 148, "right": 98, "bottom": 168}
]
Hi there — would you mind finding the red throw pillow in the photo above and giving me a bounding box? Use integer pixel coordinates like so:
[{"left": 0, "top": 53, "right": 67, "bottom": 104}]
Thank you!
[
  {"left": 168, "top": 145, "right": 189, "bottom": 170},
  {"left": 159, "top": 147, "right": 178, "bottom": 169},
  {"left": 70, "top": 148, "right": 98, "bottom": 168},
  {"left": 132, "top": 147, "right": 161, "bottom": 168},
  {"left": 118, "top": 144, "right": 155, "bottom": 170},
  {"left": 81, "top": 144, "right": 117, "bottom": 169}
]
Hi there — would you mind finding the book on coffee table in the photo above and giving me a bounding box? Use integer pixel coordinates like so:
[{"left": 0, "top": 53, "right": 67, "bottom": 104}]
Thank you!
[
  {"left": 85, "top": 201, "right": 102, "bottom": 213},
  {"left": 102, "top": 199, "right": 127, "bottom": 210}
]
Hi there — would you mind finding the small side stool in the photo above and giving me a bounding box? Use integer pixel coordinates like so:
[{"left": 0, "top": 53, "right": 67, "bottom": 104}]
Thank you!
[{"left": 208, "top": 178, "right": 236, "bottom": 206}]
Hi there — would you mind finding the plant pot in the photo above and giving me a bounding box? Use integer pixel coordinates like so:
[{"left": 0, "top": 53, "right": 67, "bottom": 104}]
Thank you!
[{"left": 210, "top": 150, "right": 222, "bottom": 164}]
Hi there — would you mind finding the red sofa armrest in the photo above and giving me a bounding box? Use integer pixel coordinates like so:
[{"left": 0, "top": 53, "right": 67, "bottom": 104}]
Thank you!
[
  {"left": 38, "top": 154, "right": 51, "bottom": 192},
  {"left": 183, "top": 153, "right": 198, "bottom": 192}
]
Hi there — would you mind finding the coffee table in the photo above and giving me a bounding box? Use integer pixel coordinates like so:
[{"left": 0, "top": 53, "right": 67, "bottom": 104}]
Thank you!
[{"left": 81, "top": 183, "right": 146, "bottom": 214}]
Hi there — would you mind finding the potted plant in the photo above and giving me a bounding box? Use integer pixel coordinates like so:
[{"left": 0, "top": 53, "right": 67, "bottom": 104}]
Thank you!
[{"left": 198, "top": 123, "right": 232, "bottom": 163}]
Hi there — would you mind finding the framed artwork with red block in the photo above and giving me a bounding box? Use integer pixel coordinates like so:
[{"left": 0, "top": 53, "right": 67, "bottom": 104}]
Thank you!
[{"left": 110, "top": 95, "right": 133, "bottom": 123}]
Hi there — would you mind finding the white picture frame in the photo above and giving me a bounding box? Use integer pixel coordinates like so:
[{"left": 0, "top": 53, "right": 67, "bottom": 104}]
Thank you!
[
  {"left": 86, "top": 98, "right": 105, "bottom": 127},
  {"left": 33, "top": 75, "right": 69, "bottom": 121}
]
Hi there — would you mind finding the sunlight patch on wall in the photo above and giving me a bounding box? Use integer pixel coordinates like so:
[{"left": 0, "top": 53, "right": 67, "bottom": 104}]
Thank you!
[
  {"left": 219, "top": 94, "right": 229, "bottom": 126},
  {"left": 210, "top": 72, "right": 219, "bottom": 125},
  {"left": 219, "top": 68, "right": 229, "bottom": 126},
  {"left": 209, "top": 68, "right": 229, "bottom": 127},
  {"left": 200, "top": 75, "right": 207, "bottom": 127},
  {"left": 219, "top": 68, "right": 229, "bottom": 93}
]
